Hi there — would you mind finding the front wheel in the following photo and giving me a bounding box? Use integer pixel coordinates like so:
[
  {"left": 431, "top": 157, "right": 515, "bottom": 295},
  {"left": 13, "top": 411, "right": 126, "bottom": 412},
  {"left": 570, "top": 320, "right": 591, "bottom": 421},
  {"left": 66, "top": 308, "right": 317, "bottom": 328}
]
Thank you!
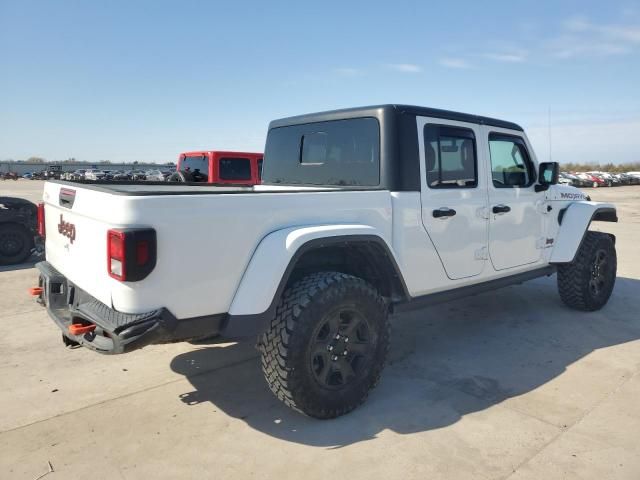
[
  {"left": 259, "top": 272, "right": 390, "bottom": 419},
  {"left": 557, "top": 231, "right": 616, "bottom": 311}
]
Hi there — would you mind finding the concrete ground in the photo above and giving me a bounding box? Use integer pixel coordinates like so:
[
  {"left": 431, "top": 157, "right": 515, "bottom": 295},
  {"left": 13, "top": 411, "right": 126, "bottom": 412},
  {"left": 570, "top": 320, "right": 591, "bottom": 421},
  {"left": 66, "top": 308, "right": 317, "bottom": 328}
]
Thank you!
[{"left": 1, "top": 181, "right": 639, "bottom": 479}]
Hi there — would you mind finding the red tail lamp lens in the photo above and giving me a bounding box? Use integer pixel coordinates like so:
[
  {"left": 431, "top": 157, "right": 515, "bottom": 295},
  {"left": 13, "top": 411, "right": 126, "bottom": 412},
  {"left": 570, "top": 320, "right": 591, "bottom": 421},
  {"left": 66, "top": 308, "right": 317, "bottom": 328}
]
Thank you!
[
  {"left": 107, "top": 229, "right": 156, "bottom": 281},
  {"left": 37, "top": 203, "right": 46, "bottom": 238}
]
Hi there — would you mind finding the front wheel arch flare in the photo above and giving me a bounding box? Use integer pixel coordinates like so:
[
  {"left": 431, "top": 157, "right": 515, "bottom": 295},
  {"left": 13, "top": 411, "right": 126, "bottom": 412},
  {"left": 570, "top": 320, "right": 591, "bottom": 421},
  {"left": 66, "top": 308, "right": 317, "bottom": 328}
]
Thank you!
[{"left": 550, "top": 203, "right": 617, "bottom": 264}]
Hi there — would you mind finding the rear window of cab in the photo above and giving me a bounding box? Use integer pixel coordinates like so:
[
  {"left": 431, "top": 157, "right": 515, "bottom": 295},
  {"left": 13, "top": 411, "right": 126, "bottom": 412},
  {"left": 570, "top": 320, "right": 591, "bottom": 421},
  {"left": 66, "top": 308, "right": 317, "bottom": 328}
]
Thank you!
[
  {"left": 181, "top": 155, "right": 208, "bottom": 174},
  {"left": 262, "top": 117, "right": 380, "bottom": 187}
]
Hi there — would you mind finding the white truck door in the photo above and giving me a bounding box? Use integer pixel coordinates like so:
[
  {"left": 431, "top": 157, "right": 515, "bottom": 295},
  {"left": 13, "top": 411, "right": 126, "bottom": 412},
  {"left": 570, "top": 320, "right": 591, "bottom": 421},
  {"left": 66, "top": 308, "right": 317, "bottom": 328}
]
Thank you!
[
  {"left": 482, "top": 127, "right": 544, "bottom": 270},
  {"left": 417, "top": 118, "right": 489, "bottom": 280}
]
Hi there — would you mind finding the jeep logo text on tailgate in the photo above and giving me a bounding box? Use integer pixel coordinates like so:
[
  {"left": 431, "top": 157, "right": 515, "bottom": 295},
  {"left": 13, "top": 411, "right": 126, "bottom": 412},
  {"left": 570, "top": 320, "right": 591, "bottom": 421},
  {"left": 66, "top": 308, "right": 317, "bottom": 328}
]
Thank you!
[{"left": 58, "top": 214, "right": 76, "bottom": 244}]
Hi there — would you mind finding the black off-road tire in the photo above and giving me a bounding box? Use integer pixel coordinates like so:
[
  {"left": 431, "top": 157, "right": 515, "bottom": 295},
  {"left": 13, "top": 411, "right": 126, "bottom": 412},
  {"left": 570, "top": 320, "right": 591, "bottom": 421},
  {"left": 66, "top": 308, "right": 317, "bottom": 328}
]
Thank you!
[
  {"left": 557, "top": 231, "right": 616, "bottom": 311},
  {"left": 0, "top": 223, "right": 33, "bottom": 265},
  {"left": 259, "top": 272, "right": 390, "bottom": 419}
]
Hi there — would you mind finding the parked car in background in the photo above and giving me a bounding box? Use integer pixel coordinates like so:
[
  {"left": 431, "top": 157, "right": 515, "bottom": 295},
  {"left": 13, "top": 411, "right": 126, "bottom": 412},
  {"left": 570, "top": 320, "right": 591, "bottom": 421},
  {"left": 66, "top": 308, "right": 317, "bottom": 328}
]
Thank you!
[
  {"left": 621, "top": 173, "right": 637, "bottom": 185},
  {"left": 626, "top": 172, "right": 640, "bottom": 184},
  {"left": 577, "top": 172, "right": 606, "bottom": 188},
  {"left": 69, "top": 169, "right": 87, "bottom": 181},
  {"left": 588, "top": 172, "right": 618, "bottom": 187},
  {"left": 44, "top": 165, "right": 63, "bottom": 180},
  {"left": 168, "top": 150, "right": 263, "bottom": 185},
  {"left": 558, "top": 172, "right": 574, "bottom": 186},
  {"left": 565, "top": 172, "right": 591, "bottom": 187},
  {"left": 144, "top": 170, "right": 165, "bottom": 181},
  {"left": 84, "top": 169, "right": 106, "bottom": 181},
  {"left": 22, "top": 173, "right": 33, "bottom": 180},
  {"left": 625, "top": 173, "right": 640, "bottom": 185},
  {"left": 111, "top": 170, "right": 130, "bottom": 180},
  {"left": 132, "top": 170, "right": 146, "bottom": 181}
]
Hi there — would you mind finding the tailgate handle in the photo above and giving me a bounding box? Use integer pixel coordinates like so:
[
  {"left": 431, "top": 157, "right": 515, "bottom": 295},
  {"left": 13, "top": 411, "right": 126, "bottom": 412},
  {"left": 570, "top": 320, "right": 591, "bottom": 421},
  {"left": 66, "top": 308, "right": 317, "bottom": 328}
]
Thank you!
[{"left": 59, "top": 188, "right": 76, "bottom": 208}]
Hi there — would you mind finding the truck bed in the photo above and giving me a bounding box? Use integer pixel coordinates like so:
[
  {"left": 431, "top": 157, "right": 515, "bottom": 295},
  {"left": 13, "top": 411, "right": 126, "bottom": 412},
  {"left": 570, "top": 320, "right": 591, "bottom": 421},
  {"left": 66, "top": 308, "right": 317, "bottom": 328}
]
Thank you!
[{"left": 49, "top": 180, "right": 354, "bottom": 195}]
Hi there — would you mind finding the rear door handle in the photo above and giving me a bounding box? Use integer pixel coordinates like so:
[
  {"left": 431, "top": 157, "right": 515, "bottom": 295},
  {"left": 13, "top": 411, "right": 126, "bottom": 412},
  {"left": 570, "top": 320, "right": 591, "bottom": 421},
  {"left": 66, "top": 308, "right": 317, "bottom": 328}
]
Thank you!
[
  {"left": 432, "top": 207, "right": 457, "bottom": 219},
  {"left": 492, "top": 204, "right": 511, "bottom": 214}
]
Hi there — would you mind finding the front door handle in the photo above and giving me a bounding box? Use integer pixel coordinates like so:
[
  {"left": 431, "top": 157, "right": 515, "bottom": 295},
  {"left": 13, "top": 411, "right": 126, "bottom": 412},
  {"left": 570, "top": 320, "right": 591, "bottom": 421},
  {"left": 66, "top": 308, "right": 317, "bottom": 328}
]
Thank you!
[
  {"left": 492, "top": 204, "right": 511, "bottom": 214},
  {"left": 432, "top": 207, "right": 457, "bottom": 219}
]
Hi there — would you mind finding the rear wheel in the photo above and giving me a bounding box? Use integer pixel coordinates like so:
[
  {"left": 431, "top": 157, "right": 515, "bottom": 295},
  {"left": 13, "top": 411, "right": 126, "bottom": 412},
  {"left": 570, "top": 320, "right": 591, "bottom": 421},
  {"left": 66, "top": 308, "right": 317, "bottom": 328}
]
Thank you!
[
  {"left": 557, "top": 231, "right": 616, "bottom": 311},
  {"left": 259, "top": 272, "right": 390, "bottom": 419},
  {"left": 0, "top": 223, "right": 33, "bottom": 265}
]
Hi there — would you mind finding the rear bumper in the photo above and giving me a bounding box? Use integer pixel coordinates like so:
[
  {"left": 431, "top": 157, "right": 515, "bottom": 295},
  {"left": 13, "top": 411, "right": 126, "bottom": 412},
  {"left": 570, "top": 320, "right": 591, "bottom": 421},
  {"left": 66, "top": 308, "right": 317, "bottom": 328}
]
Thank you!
[{"left": 35, "top": 261, "right": 226, "bottom": 354}]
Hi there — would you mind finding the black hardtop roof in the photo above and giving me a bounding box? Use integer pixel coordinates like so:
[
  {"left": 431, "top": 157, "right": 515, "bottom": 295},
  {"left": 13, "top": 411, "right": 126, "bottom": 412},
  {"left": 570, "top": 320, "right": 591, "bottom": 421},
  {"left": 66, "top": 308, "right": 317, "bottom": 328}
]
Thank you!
[{"left": 269, "top": 104, "right": 523, "bottom": 132}]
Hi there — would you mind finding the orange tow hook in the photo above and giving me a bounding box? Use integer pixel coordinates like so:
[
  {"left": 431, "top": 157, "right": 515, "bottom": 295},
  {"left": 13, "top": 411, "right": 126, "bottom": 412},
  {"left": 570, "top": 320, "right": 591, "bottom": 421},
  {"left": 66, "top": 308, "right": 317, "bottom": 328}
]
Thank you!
[
  {"left": 68, "top": 323, "right": 96, "bottom": 336},
  {"left": 28, "top": 287, "right": 44, "bottom": 296}
]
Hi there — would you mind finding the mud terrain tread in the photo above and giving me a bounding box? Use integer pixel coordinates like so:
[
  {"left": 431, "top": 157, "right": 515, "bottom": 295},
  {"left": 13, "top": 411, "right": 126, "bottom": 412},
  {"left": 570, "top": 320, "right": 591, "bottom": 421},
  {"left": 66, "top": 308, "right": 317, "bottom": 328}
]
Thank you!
[
  {"left": 259, "top": 272, "right": 389, "bottom": 418},
  {"left": 557, "top": 231, "right": 616, "bottom": 311}
]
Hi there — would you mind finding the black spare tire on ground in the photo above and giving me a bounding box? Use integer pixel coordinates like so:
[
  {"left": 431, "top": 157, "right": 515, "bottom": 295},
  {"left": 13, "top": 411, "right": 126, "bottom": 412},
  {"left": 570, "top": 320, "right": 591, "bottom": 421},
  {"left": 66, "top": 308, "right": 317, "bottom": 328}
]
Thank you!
[
  {"left": 0, "top": 197, "right": 38, "bottom": 265},
  {"left": 259, "top": 272, "right": 390, "bottom": 419},
  {"left": 0, "top": 223, "right": 33, "bottom": 265}
]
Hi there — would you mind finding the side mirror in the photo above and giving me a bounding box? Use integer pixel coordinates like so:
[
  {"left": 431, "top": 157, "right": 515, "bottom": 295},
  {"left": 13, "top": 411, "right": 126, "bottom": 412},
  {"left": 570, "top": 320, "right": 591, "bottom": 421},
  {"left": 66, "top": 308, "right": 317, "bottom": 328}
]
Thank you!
[{"left": 535, "top": 162, "right": 559, "bottom": 192}]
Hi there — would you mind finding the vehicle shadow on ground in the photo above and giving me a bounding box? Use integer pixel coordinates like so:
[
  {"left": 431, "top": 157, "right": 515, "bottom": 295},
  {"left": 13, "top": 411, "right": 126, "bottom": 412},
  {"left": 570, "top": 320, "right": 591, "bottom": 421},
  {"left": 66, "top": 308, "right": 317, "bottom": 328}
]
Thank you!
[
  {"left": 170, "top": 275, "right": 640, "bottom": 447},
  {"left": 0, "top": 255, "right": 40, "bottom": 273}
]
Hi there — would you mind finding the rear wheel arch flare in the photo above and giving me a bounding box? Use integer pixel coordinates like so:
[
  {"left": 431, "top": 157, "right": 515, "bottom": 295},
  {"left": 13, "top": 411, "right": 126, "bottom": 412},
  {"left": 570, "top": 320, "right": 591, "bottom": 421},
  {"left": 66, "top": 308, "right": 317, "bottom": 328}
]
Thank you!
[{"left": 281, "top": 235, "right": 410, "bottom": 303}]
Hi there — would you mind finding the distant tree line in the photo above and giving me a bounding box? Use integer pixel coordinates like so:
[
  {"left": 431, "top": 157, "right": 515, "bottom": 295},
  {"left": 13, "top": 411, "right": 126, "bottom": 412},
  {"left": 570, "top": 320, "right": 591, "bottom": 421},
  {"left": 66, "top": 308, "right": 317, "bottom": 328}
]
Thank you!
[{"left": 560, "top": 162, "right": 640, "bottom": 173}]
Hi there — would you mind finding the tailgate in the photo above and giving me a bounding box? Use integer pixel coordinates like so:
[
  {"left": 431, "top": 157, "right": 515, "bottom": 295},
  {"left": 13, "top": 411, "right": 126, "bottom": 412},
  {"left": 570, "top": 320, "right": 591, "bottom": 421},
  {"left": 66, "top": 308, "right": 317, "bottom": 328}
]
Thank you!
[{"left": 42, "top": 181, "right": 130, "bottom": 308}]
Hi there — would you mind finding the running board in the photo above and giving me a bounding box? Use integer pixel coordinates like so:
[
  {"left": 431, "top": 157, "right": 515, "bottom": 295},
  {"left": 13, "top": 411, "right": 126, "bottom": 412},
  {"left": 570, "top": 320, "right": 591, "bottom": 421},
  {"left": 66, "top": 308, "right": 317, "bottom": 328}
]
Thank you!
[{"left": 393, "top": 265, "right": 556, "bottom": 314}]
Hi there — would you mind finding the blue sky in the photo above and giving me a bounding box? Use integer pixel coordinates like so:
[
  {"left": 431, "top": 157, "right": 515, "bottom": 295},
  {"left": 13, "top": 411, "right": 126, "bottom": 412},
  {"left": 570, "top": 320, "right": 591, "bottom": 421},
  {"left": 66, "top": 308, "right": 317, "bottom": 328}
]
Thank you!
[{"left": 1, "top": 0, "right": 639, "bottom": 164}]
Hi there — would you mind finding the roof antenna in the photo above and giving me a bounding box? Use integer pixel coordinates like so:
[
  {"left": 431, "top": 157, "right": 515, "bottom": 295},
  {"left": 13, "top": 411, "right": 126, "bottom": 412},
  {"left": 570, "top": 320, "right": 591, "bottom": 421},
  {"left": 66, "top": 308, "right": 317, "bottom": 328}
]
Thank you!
[{"left": 548, "top": 107, "right": 552, "bottom": 163}]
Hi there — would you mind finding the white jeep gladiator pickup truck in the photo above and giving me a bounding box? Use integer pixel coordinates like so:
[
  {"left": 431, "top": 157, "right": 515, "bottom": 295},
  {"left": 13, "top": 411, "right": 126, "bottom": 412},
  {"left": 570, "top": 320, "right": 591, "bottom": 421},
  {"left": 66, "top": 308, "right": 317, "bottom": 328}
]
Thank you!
[{"left": 34, "top": 105, "right": 618, "bottom": 419}]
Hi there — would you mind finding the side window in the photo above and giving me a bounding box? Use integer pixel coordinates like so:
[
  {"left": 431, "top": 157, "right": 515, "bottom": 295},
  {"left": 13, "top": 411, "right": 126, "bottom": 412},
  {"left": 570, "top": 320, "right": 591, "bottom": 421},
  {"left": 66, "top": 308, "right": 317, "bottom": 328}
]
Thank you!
[
  {"left": 219, "top": 158, "right": 251, "bottom": 181},
  {"left": 488, "top": 134, "right": 535, "bottom": 188},
  {"left": 424, "top": 125, "right": 477, "bottom": 188},
  {"left": 257, "top": 158, "right": 263, "bottom": 180}
]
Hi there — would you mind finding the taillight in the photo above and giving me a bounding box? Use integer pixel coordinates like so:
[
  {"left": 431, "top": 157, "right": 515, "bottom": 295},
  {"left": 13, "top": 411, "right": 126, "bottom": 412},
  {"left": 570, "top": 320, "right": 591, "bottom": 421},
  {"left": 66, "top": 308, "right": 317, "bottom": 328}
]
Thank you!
[
  {"left": 37, "top": 203, "right": 46, "bottom": 238},
  {"left": 107, "top": 230, "right": 126, "bottom": 280},
  {"left": 107, "top": 228, "right": 156, "bottom": 281}
]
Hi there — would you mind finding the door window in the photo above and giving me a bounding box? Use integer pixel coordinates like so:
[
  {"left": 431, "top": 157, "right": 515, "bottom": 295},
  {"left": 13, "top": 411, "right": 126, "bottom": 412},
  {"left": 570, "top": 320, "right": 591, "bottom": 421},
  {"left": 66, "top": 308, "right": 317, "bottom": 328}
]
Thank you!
[
  {"left": 424, "top": 125, "right": 477, "bottom": 188},
  {"left": 488, "top": 134, "right": 535, "bottom": 188}
]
